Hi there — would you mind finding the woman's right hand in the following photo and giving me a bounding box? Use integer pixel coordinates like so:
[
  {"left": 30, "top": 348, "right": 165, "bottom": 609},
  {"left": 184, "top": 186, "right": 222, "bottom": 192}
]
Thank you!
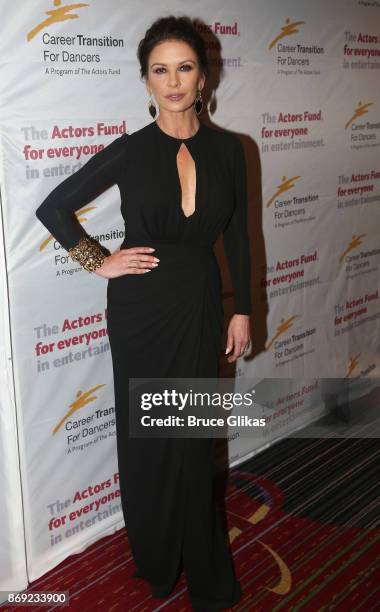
[{"left": 94, "top": 247, "right": 160, "bottom": 279}]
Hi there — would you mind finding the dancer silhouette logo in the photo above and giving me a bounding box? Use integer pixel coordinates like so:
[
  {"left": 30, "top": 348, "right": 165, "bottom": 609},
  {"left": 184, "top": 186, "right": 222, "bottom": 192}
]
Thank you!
[
  {"left": 339, "top": 233, "right": 366, "bottom": 263},
  {"left": 268, "top": 18, "right": 306, "bottom": 50},
  {"left": 345, "top": 102, "right": 374, "bottom": 129},
  {"left": 27, "top": 0, "right": 90, "bottom": 43},
  {"left": 346, "top": 354, "right": 361, "bottom": 377},
  {"left": 52, "top": 384, "right": 105, "bottom": 434},
  {"left": 266, "top": 175, "right": 301, "bottom": 208},
  {"left": 265, "top": 315, "right": 299, "bottom": 350}
]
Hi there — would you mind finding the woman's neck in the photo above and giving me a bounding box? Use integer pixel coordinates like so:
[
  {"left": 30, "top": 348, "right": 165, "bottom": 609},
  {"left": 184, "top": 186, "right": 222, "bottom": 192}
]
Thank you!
[{"left": 155, "top": 112, "right": 200, "bottom": 140}]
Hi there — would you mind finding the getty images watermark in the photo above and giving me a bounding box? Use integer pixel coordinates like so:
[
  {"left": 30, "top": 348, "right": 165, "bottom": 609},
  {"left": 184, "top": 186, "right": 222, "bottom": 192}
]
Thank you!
[
  {"left": 127, "top": 377, "right": 374, "bottom": 439},
  {"left": 128, "top": 378, "right": 267, "bottom": 438},
  {"left": 140, "top": 387, "right": 265, "bottom": 428}
]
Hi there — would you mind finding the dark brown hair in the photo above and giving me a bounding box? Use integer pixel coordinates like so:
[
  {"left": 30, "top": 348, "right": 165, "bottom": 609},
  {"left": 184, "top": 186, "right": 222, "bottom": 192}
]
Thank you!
[{"left": 137, "top": 15, "right": 208, "bottom": 79}]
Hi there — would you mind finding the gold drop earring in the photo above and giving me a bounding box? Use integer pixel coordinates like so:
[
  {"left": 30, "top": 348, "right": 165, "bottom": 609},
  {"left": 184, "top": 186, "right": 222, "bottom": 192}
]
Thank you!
[
  {"left": 194, "top": 89, "right": 203, "bottom": 115},
  {"left": 148, "top": 92, "right": 158, "bottom": 119}
]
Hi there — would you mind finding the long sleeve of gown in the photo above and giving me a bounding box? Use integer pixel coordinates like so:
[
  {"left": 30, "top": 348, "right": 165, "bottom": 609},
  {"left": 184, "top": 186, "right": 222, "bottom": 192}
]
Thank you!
[
  {"left": 35, "top": 134, "right": 127, "bottom": 251},
  {"left": 223, "top": 137, "right": 252, "bottom": 315}
]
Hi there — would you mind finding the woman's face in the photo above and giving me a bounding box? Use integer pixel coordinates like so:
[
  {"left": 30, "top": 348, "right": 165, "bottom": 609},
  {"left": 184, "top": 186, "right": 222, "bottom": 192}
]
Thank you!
[{"left": 145, "top": 39, "right": 205, "bottom": 115}]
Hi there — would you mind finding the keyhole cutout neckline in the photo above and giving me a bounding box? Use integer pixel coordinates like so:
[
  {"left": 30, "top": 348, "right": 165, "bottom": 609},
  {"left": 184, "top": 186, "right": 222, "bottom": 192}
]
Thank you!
[
  {"left": 176, "top": 142, "right": 196, "bottom": 218},
  {"left": 153, "top": 119, "right": 203, "bottom": 142}
]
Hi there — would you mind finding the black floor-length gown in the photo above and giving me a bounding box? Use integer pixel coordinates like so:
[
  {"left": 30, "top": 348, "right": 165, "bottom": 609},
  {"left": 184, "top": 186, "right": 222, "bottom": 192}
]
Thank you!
[{"left": 35, "top": 119, "right": 251, "bottom": 611}]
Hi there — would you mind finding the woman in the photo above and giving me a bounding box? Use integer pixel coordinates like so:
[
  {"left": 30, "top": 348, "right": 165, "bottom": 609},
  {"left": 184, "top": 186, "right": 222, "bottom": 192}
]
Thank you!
[{"left": 36, "top": 15, "right": 251, "bottom": 611}]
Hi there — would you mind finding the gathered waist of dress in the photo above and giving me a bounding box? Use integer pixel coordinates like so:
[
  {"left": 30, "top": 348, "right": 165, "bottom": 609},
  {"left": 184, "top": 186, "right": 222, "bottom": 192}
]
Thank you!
[{"left": 120, "top": 240, "right": 214, "bottom": 258}]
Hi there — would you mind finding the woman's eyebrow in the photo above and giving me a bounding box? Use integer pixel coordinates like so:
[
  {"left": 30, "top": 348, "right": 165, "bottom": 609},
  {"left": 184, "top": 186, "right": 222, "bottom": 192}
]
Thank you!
[{"left": 151, "top": 59, "right": 196, "bottom": 67}]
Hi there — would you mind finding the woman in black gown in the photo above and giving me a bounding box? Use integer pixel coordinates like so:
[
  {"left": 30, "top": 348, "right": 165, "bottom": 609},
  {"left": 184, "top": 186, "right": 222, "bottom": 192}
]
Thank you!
[{"left": 36, "top": 15, "right": 251, "bottom": 611}]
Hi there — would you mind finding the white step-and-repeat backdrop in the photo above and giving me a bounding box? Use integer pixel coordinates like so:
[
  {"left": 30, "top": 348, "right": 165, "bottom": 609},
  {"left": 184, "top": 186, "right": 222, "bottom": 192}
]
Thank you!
[
  {"left": 0, "top": 191, "right": 28, "bottom": 594},
  {"left": 0, "top": 0, "right": 379, "bottom": 596}
]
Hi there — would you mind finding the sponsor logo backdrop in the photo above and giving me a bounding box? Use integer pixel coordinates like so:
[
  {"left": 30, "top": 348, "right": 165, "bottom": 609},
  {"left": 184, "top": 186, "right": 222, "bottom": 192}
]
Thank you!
[{"left": 0, "top": 0, "right": 379, "bottom": 593}]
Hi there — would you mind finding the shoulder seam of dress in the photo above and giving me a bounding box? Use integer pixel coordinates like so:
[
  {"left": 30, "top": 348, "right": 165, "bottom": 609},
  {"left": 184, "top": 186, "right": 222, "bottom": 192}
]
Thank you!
[
  {"left": 201, "top": 124, "right": 240, "bottom": 144},
  {"left": 126, "top": 122, "right": 157, "bottom": 139}
]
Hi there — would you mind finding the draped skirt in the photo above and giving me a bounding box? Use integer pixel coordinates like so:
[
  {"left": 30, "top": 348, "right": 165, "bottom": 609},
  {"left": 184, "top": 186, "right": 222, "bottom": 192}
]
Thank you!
[{"left": 106, "top": 242, "right": 241, "bottom": 610}]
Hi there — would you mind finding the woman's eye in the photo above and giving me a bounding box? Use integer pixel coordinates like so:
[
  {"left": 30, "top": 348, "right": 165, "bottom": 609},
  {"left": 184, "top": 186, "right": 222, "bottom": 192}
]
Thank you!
[{"left": 153, "top": 65, "right": 193, "bottom": 74}]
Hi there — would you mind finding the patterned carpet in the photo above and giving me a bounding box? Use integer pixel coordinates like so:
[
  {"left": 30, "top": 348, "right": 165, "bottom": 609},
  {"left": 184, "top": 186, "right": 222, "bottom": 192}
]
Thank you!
[{"left": 2, "top": 389, "right": 379, "bottom": 611}]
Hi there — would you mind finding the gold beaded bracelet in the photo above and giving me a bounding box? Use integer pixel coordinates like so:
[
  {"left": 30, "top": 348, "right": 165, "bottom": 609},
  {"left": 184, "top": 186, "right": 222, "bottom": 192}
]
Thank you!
[{"left": 68, "top": 236, "right": 108, "bottom": 272}]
